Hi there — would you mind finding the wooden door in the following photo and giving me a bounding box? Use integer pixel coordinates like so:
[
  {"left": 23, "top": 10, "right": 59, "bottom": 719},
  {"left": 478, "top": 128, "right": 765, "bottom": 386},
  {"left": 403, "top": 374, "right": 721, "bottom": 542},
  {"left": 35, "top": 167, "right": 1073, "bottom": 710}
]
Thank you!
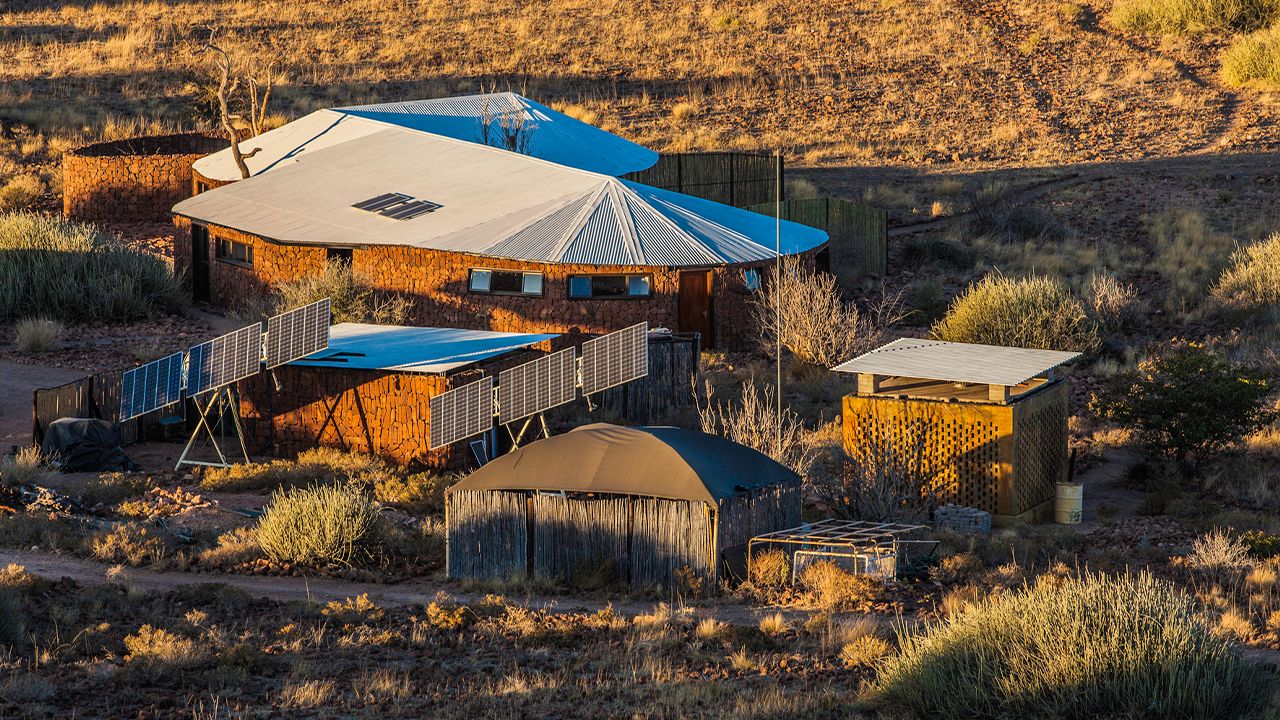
[
  {"left": 191, "top": 225, "right": 210, "bottom": 303},
  {"left": 678, "top": 270, "right": 714, "bottom": 346}
]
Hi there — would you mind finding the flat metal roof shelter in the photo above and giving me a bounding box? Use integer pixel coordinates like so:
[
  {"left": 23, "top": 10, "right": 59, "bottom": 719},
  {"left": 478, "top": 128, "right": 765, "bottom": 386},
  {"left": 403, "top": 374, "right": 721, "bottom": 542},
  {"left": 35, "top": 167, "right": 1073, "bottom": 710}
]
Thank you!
[
  {"left": 289, "top": 323, "right": 555, "bottom": 374},
  {"left": 174, "top": 127, "right": 827, "bottom": 267},
  {"left": 832, "top": 339, "right": 1080, "bottom": 404},
  {"left": 193, "top": 92, "right": 659, "bottom": 181}
]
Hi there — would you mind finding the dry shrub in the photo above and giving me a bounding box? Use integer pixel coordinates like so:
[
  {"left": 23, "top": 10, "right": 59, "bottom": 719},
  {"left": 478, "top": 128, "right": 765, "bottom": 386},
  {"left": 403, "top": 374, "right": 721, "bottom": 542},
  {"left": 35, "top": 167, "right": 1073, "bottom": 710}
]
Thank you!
[
  {"left": 424, "top": 601, "right": 469, "bottom": 630},
  {"left": 1187, "top": 528, "right": 1253, "bottom": 572},
  {"left": 800, "top": 561, "right": 880, "bottom": 609},
  {"left": 371, "top": 471, "right": 452, "bottom": 513},
  {"left": 695, "top": 617, "right": 727, "bottom": 641},
  {"left": 14, "top": 317, "right": 62, "bottom": 352},
  {"left": 757, "top": 612, "right": 789, "bottom": 636},
  {"left": 1087, "top": 272, "right": 1140, "bottom": 333},
  {"left": 77, "top": 472, "right": 149, "bottom": 507},
  {"left": 322, "top": 593, "right": 384, "bottom": 622},
  {"left": 275, "top": 260, "right": 412, "bottom": 325},
  {"left": 255, "top": 484, "right": 385, "bottom": 567},
  {"left": 0, "top": 673, "right": 53, "bottom": 704},
  {"left": 751, "top": 256, "right": 884, "bottom": 367},
  {"left": 1149, "top": 208, "right": 1237, "bottom": 303},
  {"left": 1111, "top": 0, "right": 1280, "bottom": 34},
  {"left": 1223, "top": 26, "right": 1280, "bottom": 88},
  {"left": 698, "top": 381, "right": 814, "bottom": 479},
  {"left": 932, "top": 273, "right": 1099, "bottom": 352},
  {"left": 0, "top": 589, "right": 25, "bottom": 647},
  {"left": 939, "top": 584, "right": 984, "bottom": 618},
  {"left": 124, "top": 625, "right": 206, "bottom": 668},
  {"left": 875, "top": 572, "right": 1264, "bottom": 719},
  {"left": 841, "top": 635, "right": 892, "bottom": 668},
  {"left": 821, "top": 406, "right": 940, "bottom": 522},
  {"left": 1213, "top": 232, "right": 1280, "bottom": 310},
  {"left": 91, "top": 524, "right": 168, "bottom": 566},
  {"left": 931, "top": 552, "right": 984, "bottom": 584},
  {"left": 0, "top": 446, "right": 47, "bottom": 487},
  {"left": 202, "top": 447, "right": 384, "bottom": 492},
  {"left": 748, "top": 549, "right": 790, "bottom": 589},
  {"left": 197, "top": 527, "right": 261, "bottom": 567},
  {"left": 0, "top": 174, "right": 43, "bottom": 211}
]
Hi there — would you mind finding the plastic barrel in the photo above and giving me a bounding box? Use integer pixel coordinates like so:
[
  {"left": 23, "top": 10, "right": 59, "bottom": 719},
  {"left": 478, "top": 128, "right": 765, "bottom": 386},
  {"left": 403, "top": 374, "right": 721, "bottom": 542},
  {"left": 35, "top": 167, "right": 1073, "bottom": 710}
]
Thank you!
[{"left": 1055, "top": 482, "right": 1083, "bottom": 524}]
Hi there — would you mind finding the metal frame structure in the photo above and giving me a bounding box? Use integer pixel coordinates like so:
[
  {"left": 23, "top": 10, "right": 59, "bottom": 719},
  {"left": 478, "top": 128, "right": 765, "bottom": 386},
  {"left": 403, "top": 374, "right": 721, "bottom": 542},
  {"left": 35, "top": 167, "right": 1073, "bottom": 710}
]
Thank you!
[{"left": 747, "top": 519, "right": 934, "bottom": 583}]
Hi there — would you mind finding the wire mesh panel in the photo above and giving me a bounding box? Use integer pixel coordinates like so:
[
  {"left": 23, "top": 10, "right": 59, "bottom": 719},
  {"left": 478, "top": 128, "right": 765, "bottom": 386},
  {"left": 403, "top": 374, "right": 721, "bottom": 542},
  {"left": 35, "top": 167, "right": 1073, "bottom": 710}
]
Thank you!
[
  {"left": 264, "top": 298, "right": 331, "bottom": 369},
  {"left": 186, "top": 324, "right": 264, "bottom": 396},
  {"left": 497, "top": 348, "right": 577, "bottom": 424},
  {"left": 581, "top": 322, "right": 648, "bottom": 395},
  {"left": 429, "top": 376, "right": 494, "bottom": 449},
  {"left": 119, "top": 351, "right": 185, "bottom": 421}
]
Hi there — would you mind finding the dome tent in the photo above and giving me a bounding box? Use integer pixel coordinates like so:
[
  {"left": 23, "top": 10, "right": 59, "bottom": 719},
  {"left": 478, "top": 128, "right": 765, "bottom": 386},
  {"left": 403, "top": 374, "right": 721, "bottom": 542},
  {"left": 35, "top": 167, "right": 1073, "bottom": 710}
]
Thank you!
[{"left": 446, "top": 424, "right": 801, "bottom": 589}]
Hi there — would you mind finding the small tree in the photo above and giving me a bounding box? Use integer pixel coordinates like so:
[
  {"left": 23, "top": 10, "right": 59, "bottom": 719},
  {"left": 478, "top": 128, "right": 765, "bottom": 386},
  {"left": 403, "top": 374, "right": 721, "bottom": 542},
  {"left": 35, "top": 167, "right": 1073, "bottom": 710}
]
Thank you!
[
  {"left": 697, "top": 380, "right": 814, "bottom": 480},
  {"left": 816, "top": 407, "right": 942, "bottom": 522},
  {"left": 1091, "top": 342, "right": 1274, "bottom": 471},
  {"left": 478, "top": 98, "right": 535, "bottom": 154},
  {"left": 202, "top": 31, "right": 273, "bottom": 179}
]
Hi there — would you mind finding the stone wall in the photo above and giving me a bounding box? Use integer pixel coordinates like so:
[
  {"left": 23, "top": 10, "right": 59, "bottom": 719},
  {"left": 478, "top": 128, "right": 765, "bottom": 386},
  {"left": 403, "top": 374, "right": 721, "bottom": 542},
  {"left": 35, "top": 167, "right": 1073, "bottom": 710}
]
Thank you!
[
  {"left": 175, "top": 219, "right": 817, "bottom": 349},
  {"left": 237, "top": 344, "right": 548, "bottom": 468},
  {"left": 63, "top": 133, "right": 225, "bottom": 223}
]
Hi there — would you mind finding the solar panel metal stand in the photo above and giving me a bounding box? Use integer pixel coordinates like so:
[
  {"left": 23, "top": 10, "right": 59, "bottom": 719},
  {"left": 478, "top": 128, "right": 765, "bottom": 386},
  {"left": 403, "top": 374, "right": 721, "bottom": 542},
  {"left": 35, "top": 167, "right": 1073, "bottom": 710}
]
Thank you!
[
  {"left": 175, "top": 387, "right": 251, "bottom": 471},
  {"left": 506, "top": 413, "right": 550, "bottom": 450}
]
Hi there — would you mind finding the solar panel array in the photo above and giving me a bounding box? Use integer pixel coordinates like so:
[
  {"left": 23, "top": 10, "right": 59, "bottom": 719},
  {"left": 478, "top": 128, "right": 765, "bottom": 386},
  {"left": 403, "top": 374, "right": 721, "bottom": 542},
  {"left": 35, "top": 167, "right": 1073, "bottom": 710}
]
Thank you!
[
  {"left": 580, "top": 322, "right": 648, "bottom": 395},
  {"left": 498, "top": 348, "right": 577, "bottom": 424},
  {"left": 429, "top": 376, "right": 494, "bottom": 449},
  {"left": 265, "top": 299, "right": 331, "bottom": 368},
  {"left": 353, "top": 192, "right": 441, "bottom": 220},
  {"left": 119, "top": 351, "right": 185, "bottom": 421},
  {"left": 186, "top": 323, "right": 264, "bottom": 396}
]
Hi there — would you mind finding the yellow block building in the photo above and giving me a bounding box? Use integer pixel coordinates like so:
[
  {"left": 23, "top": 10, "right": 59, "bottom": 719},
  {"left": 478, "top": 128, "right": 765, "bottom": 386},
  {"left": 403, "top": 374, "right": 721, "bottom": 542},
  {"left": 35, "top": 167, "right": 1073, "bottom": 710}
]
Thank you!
[{"left": 834, "top": 339, "right": 1080, "bottom": 523}]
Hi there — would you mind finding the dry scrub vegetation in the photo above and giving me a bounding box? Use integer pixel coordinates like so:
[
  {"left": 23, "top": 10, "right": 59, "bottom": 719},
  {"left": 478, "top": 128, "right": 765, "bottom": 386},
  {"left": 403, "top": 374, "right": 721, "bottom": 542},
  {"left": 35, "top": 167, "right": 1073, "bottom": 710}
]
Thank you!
[{"left": 1, "top": 0, "right": 1278, "bottom": 172}]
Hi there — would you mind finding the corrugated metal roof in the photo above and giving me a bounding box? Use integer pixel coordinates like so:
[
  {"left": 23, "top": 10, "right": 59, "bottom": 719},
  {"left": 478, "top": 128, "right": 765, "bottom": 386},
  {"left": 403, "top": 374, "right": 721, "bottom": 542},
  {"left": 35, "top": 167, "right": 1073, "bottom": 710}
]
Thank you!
[
  {"left": 192, "top": 92, "right": 657, "bottom": 181},
  {"left": 290, "top": 323, "right": 555, "bottom": 374},
  {"left": 831, "top": 339, "right": 1081, "bottom": 387},
  {"left": 173, "top": 127, "right": 828, "bottom": 267}
]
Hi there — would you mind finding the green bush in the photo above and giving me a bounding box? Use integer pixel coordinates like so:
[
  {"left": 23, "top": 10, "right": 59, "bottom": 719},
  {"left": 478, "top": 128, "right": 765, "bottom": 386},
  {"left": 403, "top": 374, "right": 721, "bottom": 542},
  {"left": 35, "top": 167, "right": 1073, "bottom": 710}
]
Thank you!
[
  {"left": 1213, "top": 232, "right": 1280, "bottom": 309},
  {"left": 874, "top": 572, "right": 1263, "bottom": 719},
  {"left": 255, "top": 484, "right": 385, "bottom": 567},
  {"left": 931, "top": 274, "right": 1099, "bottom": 352},
  {"left": 1224, "top": 26, "right": 1280, "bottom": 88},
  {"left": 275, "top": 260, "right": 413, "bottom": 325},
  {"left": 0, "top": 211, "right": 185, "bottom": 323},
  {"left": 1091, "top": 342, "right": 1274, "bottom": 468},
  {"left": 1111, "top": 0, "right": 1280, "bottom": 34}
]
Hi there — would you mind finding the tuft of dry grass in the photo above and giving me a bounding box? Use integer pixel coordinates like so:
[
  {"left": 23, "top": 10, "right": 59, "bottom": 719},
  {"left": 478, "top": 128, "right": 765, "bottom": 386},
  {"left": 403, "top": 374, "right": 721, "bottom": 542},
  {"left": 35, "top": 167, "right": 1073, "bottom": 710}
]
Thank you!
[
  {"left": 748, "top": 549, "right": 791, "bottom": 589},
  {"left": 201, "top": 447, "right": 385, "bottom": 492},
  {"left": 799, "top": 560, "right": 881, "bottom": 610},
  {"left": 90, "top": 524, "right": 169, "bottom": 567},
  {"left": 0, "top": 174, "right": 43, "bottom": 212},
  {"left": 1149, "top": 208, "right": 1237, "bottom": 303},
  {"left": 0, "top": 446, "right": 48, "bottom": 487},
  {"left": 1223, "top": 26, "right": 1280, "bottom": 88},
  {"left": 1212, "top": 232, "right": 1280, "bottom": 310},
  {"left": 1110, "top": 0, "right": 1280, "bottom": 35},
  {"left": 279, "top": 677, "right": 337, "bottom": 709},
  {"left": 695, "top": 617, "right": 727, "bottom": 641},
  {"left": 841, "top": 634, "right": 892, "bottom": 668},
  {"left": 757, "top": 612, "right": 790, "bottom": 637},
  {"left": 124, "top": 625, "right": 206, "bottom": 668}
]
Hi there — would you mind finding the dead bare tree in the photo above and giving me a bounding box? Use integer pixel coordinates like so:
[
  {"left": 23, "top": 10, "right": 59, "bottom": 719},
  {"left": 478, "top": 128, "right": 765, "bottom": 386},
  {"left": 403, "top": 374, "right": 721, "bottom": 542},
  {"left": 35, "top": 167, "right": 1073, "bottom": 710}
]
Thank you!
[
  {"left": 202, "top": 32, "right": 273, "bottom": 179},
  {"left": 478, "top": 97, "right": 535, "bottom": 155}
]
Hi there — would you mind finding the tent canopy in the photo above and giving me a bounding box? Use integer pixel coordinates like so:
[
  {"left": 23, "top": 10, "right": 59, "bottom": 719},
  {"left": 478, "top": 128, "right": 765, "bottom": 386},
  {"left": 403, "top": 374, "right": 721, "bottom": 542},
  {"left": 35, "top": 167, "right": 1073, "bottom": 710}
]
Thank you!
[{"left": 449, "top": 423, "right": 800, "bottom": 504}]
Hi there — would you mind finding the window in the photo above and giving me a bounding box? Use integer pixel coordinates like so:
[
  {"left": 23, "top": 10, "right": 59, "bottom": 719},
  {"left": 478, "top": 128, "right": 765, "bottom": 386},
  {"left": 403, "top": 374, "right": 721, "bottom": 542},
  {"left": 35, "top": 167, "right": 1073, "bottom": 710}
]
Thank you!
[
  {"left": 215, "top": 237, "right": 254, "bottom": 267},
  {"left": 327, "top": 247, "right": 353, "bottom": 264},
  {"left": 568, "top": 274, "right": 653, "bottom": 299},
  {"left": 742, "top": 268, "right": 762, "bottom": 292},
  {"left": 194, "top": 180, "right": 209, "bottom": 194},
  {"left": 468, "top": 269, "right": 543, "bottom": 297}
]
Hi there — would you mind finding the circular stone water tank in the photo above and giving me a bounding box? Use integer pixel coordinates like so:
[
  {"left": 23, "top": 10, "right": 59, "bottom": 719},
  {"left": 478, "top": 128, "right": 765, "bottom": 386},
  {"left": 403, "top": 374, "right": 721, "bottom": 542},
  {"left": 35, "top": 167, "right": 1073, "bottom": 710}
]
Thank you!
[{"left": 62, "top": 132, "right": 227, "bottom": 224}]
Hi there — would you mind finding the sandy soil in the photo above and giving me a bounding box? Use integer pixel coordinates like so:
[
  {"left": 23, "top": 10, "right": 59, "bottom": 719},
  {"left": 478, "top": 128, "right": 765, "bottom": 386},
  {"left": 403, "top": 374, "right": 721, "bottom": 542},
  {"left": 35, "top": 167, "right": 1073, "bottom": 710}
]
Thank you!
[{"left": 0, "top": 359, "right": 83, "bottom": 450}]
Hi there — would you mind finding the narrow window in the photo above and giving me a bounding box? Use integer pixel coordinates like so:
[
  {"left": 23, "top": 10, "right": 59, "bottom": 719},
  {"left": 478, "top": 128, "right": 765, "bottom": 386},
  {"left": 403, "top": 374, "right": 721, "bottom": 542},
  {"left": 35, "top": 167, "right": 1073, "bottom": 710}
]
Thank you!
[
  {"left": 567, "top": 274, "right": 654, "bottom": 299},
  {"left": 214, "top": 237, "right": 254, "bottom": 268},
  {"left": 468, "top": 269, "right": 543, "bottom": 297}
]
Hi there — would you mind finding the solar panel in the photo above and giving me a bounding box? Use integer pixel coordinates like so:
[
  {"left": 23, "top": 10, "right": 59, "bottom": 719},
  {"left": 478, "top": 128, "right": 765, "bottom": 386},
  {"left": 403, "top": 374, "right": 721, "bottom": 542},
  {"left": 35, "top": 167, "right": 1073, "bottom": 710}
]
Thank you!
[
  {"left": 353, "top": 192, "right": 410, "bottom": 212},
  {"left": 382, "top": 199, "right": 441, "bottom": 220},
  {"left": 119, "top": 351, "right": 185, "bottom": 421},
  {"left": 186, "top": 323, "right": 264, "bottom": 396},
  {"left": 581, "top": 322, "right": 649, "bottom": 395},
  {"left": 429, "top": 376, "right": 494, "bottom": 449},
  {"left": 265, "top": 298, "right": 331, "bottom": 369},
  {"left": 498, "top": 348, "right": 577, "bottom": 424}
]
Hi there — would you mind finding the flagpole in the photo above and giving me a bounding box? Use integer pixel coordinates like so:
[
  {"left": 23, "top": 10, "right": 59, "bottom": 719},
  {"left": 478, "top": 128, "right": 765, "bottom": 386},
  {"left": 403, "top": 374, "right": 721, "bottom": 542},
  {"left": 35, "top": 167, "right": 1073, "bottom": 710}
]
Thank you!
[{"left": 775, "top": 149, "right": 782, "bottom": 454}]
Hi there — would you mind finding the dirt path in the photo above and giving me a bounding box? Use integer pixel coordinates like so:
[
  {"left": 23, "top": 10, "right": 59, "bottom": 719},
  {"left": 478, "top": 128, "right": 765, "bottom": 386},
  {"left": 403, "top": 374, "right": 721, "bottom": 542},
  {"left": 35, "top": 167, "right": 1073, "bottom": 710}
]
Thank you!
[
  {"left": 0, "top": 359, "right": 84, "bottom": 450},
  {"left": 0, "top": 548, "right": 856, "bottom": 627}
]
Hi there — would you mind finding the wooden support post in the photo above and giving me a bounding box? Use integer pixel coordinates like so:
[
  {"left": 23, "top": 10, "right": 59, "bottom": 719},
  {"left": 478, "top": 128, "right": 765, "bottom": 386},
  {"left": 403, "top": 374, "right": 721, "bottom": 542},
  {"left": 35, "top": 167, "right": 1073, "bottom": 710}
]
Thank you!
[
  {"left": 988, "top": 384, "right": 1010, "bottom": 404},
  {"left": 857, "top": 373, "right": 882, "bottom": 395}
]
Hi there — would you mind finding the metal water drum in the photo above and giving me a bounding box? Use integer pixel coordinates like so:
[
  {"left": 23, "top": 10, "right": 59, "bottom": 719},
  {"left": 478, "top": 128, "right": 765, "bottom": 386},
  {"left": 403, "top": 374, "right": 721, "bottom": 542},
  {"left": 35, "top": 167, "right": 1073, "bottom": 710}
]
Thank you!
[{"left": 1055, "top": 482, "right": 1084, "bottom": 524}]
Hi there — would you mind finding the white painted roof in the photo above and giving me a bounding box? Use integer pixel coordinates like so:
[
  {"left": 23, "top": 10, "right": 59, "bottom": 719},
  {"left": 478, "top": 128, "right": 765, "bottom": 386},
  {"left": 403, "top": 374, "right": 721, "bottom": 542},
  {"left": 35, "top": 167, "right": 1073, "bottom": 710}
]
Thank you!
[
  {"left": 192, "top": 92, "right": 658, "bottom": 181},
  {"left": 290, "top": 323, "right": 555, "bottom": 374},
  {"left": 174, "top": 127, "right": 828, "bottom": 267},
  {"left": 831, "top": 338, "right": 1080, "bottom": 387}
]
